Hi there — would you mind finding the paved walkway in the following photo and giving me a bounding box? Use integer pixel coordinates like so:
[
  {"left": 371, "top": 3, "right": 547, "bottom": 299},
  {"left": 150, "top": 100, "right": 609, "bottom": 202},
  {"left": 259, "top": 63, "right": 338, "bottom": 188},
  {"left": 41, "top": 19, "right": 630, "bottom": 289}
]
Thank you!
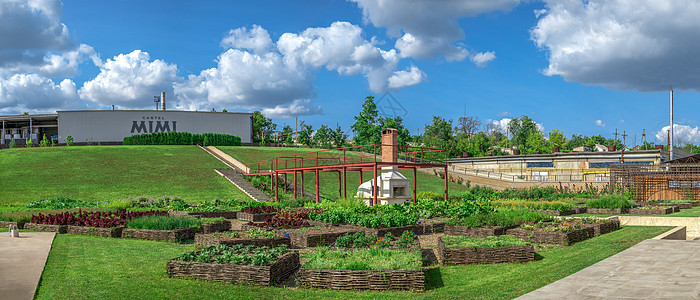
[
  {"left": 518, "top": 239, "right": 700, "bottom": 299},
  {"left": 0, "top": 232, "right": 55, "bottom": 300}
]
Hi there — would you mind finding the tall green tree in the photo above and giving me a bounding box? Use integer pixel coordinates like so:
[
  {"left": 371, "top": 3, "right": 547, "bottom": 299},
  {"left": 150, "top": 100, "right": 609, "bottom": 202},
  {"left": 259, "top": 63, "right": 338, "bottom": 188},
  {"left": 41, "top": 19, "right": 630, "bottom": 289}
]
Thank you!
[
  {"left": 422, "top": 116, "right": 455, "bottom": 153},
  {"left": 548, "top": 129, "right": 567, "bottom": 149},
  {"left": 351, "top": 96, "right": 381, "bottom": 146},
  {"left": 297, "top": 121, "right": 313, "bottom": 147},
  {"left": 332, "top": 125, "right": 348, "bottom": 147},
  {"left": 251, "top": 111, "right": 276, "bottom": 143},
  {"left": 313, "top": 125, "right": 333, "bottom": 148}
]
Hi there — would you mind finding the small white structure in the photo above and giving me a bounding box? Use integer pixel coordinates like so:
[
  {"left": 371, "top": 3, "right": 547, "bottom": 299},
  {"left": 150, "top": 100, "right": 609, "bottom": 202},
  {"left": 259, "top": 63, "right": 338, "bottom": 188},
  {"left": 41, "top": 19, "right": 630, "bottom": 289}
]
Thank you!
[{"left": 356, "top": 128, "right": 412, "bottom": 205}]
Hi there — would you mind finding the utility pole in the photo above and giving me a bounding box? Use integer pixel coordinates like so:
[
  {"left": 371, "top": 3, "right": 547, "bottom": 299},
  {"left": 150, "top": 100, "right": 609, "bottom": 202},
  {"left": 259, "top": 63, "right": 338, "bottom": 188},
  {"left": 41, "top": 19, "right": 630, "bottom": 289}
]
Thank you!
[
  {"left": 642, "top": 129, "right": 646, "bottom": 147},
  {"left": 621, "top": 131, "right": 628, "bottom": 148},
  {"left": 613, "top": 129, "right": 619, "bottom": 142},
  {"left": 634, "top": 134, "right": 636, "bottom": 149}
]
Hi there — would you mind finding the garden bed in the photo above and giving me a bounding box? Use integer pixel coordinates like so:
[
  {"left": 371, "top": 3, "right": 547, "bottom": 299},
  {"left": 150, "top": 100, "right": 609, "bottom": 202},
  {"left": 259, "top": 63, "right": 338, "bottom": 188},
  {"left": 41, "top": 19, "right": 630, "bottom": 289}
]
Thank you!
[
  {"left": 194, "top": 232, "right": 291, "bottom": 248},
  {"left": 587, "top": 219, "right": 620, "bottom": 237},
  {"left": 647, "top": 201, "right": 700, "bottom": 209},
  {"left": 506, "top": 226, "right": 594, "bottom": 245},
  {"left": 276, "top": 226, "right": 359, "bottom": 248},
  {"left": 350, "top": 224, "right": 423, "bottom": 237},
  {"left": 417, "top": 219, "right": 446, "bottom": 234},
  {"left": 237, "top": 212, "right": 277, "bottom": 222},
  {"left": 200, "top": 221, "right": 231, "bottom": 234},
  {"left": 23, "top": 222, "right": 68, "bottom": 233},
  {"left": 628, "top": 206, "right": 676, "bottom": 215},
  {"left": 66, "top": 225, "right": 125, "bottom": 238},
  {"left": 167, "top": 251, "right": 299, "bottom": 286},
  {"left": 438, "top": 236, "right": 534, "bottom": 265},
  {"left": 586, "top": 208, "right": 629, "bottom": 215},
  {"left": 297, "top": 268, "right": 425, "bottom": 292},
  {"left": 122, "top": 227, "right": 197, "bottom": 242},
  {"left": 444, "top": 224, "right": 515, "bottom": 237},
  {"left": 169, "top": 211, "right": 239, "bottom": 219},
  {"left": 0, "top": 221, "right": 25, "bottom": 229},
  {"left": 535, "top": 209, "right": 577, "bottom": 216}
]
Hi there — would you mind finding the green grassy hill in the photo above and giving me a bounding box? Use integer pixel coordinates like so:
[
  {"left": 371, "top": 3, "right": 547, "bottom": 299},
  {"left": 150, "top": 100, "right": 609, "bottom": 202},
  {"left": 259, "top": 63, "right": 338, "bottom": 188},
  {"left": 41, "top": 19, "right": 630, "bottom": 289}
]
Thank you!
[
  {"left": 0, "top": 146, "right": 249, "bottom": 205},
  {"left": 218, "top": 146, "right": 469, "bottom": 200}
]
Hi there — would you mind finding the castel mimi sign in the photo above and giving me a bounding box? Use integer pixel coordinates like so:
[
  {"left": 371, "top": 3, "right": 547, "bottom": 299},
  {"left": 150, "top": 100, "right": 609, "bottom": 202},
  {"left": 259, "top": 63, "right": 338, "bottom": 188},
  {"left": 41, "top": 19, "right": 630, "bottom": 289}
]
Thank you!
[{"left": 131, "top": 116, "right": 177, "bottom": 134}]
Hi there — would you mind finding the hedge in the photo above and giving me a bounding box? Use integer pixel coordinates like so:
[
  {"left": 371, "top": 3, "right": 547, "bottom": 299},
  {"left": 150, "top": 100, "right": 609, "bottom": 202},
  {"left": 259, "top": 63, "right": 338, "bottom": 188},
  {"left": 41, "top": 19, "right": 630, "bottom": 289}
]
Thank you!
[{"left": 123, "top": 132, "right": 241, "bottom": 146}]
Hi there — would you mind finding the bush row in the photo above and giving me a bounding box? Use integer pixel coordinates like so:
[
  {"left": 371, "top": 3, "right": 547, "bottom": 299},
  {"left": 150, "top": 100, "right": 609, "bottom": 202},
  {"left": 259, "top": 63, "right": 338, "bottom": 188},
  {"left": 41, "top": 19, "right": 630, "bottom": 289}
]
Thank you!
[{"left": 123, "top": 131, "right": 241, "bottom": 146}]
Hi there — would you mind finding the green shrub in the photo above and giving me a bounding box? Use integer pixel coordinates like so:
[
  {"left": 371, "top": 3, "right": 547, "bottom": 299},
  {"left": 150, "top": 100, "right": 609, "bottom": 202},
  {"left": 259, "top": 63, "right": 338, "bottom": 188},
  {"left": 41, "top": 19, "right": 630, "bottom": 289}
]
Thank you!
[
  {"left": 442, "top": 235, "right": 531, "bottom": 248},
  {"left": 122, "top": 131, "right": 241, "bottom": 146},
  {"left": 178, "top": 244, "right": 288, "bottom": 266},
  {"left": 301, "top": 247, "right": 422, "bottom": 270},
  {"left": 25, "top": 139, "right": 34, "bottom": 148},
  {"left": 448, "top": 209, "right": 552, "bottom": 228},
  {"left": 586, "top": 195, "right": 637, "bottom": 209},
  {"left": 126, "top": 215, "right": 202, "bottom": 230},
  {"left": 8, "top": 137, "right": 15, "bottom": 148},
  {"left": 66, "top": 135, "right": 74, "bottom": 146},
  {"left": 39, "top": 134, "right": 49, "bottom": 147},
  {"left": 26, "top": 196, "right": 96, "bottom": 209}
]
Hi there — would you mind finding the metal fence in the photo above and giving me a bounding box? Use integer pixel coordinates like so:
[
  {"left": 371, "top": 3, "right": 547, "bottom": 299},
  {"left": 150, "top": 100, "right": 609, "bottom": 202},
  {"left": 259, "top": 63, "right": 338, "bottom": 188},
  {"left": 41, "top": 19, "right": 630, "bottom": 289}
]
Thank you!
[{"left": 610, "top": 163, "right": 700, "bottom": 201}]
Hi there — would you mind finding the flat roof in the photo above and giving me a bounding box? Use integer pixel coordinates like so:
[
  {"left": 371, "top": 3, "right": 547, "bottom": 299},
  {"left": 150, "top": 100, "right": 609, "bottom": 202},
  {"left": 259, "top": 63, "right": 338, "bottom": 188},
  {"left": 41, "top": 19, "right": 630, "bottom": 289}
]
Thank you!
[
  {"left": 56, "top": 110, "right": 252, "bottom": 116},
  {"left": 0, "top": 114, "right": 58, "bottom": 122},
  {"left": 448, "top": 150, "right": 662, "bottom": 163}
]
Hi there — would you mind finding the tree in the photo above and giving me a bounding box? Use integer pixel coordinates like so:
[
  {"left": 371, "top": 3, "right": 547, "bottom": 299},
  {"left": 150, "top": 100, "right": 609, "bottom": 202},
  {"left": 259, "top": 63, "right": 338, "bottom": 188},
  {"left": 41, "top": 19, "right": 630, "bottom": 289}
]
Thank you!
[
  {"left": 548, "top": 129, "right": 567, "bottom": 149},
  {"left": 351, "top": 96, "right": 381, "bottom": 146},
  {"left": 456, "top": 116, "right": 481, "bottom": 137},
  {"left": 251, "top": 111, "right": 277, "bottom": 143},
  {"left": 456, "top": 131, "right": 491, "bottom": 157},
  {"left": 508, "top": 116, "right": 543, "bottom": 153},
  {"left": 297, "top": 121, "right": 313, "bottom": 147},
  {"left": 313, "top": 125, "right": 333, "bottom": 148},
  {"left": 380, "top": 116, "right": 411, "bottom": 146},
  {"left": 331, "top": 125, "right": 348, "bottom": 147},
  {"left": 422, "top": 116, "right": 455, "bottom": 153}
]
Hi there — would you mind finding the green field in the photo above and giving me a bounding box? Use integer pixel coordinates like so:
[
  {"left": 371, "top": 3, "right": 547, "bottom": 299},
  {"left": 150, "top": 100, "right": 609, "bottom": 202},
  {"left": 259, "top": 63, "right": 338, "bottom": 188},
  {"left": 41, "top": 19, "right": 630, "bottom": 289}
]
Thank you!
[
  {"left": 0, "top": 146, "right": 249, "bottom": 205},
  {"left": 34, "top": 226, "right": 671, "bottom": 299},
  {"left": 218, "top": 146, "right": 468, "bottom": 200}
]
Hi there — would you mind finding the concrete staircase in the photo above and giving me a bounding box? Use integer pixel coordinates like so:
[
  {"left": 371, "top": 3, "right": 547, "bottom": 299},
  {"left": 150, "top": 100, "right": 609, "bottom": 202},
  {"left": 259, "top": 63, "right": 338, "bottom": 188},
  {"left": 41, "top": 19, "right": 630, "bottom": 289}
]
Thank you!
[{"left": 215, "top": 169, "right": 272, "bottom": 202}]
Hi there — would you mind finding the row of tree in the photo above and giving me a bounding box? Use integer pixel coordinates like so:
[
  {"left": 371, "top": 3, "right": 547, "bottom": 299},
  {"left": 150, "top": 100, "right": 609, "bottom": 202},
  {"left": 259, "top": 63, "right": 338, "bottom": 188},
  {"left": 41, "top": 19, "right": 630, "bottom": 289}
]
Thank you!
[{"left": 250, "top": 96, "right": 693, "bottom": 158}]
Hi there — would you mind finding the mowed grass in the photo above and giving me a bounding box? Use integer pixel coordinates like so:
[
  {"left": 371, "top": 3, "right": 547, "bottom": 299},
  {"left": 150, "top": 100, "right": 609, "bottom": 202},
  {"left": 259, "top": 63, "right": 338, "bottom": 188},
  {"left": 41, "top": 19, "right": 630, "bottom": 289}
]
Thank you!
[
  {"left": 219, "top": 146, "right": 468, "bottom": 199},
  {"left": 0, "top": 146, "right": 250, "bottom": 205},
  {"left": 34, "top": 226, "right": 671, "bottom": 300}
]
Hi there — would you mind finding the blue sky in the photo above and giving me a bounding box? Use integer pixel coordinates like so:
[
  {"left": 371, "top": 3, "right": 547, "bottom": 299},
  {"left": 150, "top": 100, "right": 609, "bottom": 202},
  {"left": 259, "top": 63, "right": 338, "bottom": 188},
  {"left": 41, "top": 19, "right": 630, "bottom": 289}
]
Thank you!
[{"left": 2, "top": 0, "right": 700, "bottom": 146}]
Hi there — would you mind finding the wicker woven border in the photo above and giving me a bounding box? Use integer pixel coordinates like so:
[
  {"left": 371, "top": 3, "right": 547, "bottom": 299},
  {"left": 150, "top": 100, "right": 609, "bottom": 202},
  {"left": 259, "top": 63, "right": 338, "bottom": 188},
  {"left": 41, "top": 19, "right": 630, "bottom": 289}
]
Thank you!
[
  {"left": 648, "top": 202, "right": 699, "bottom": 209},
  {"left": 194, "top": 233, "right": 291, "bottom": 248},
  {"left": 576, "top": 207, "right": 588, "bottom": 214},
  {"left": 287, "top": 230, "right": 359, "bottom": 248},
  {"left": 200, "top": 221, "right": 231, "bottom": 234},
  {"left": 586, "top": 208, "right": 629, "bottom": 215},
  {"left": 166, "top": 251, "right": 299, "bottom": 286},
  {"left": 23, "top": 223, "right": 67, "bottom": 233},
  {"left": 122, "top": 227, "right": 197, "bottom": 242},
  {"left": 417, "top": 220, "right": 446, "bottom": 234},
  {"left": 237, "top": 212, "right": 277, "bottom": 222},
  {"left": 0, "top": 221, "right": 25, "bottom": 229},
  {"left": 505, "top": 226, "right": 594, "bottom": 245},
  {"left": 535, "top": 209, "right": 577, "bottom": 216},
  {"left": 66, "top": 226, "right": 124, "bottom": 238},
  {"left": 628, "top": 207, "right": 676, "bottom": 215},
  {"left": 169, "top": 211, "right": 239, "bottom": 219},
  {"left": 297, "top": 268, "right": 425, "bottom": 292},
  {"left": 589, "top": 219, "right": 620, "bottom": 237},
  {"left": 349, "top": 224, "right": 422, "bottom": 237},
  {"left": 437, "top": 237, "right": 534, "bottom": 265},
  {"left": 444, "top": 224, "right": 515, "bottom": 237}
]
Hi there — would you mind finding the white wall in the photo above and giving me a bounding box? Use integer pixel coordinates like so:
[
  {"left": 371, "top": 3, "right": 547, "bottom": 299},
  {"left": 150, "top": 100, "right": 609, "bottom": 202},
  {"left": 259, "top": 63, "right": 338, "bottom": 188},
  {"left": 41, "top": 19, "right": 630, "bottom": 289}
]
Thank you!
[{"left": 57, "top": 110, "right": 252, "bottom": 143}]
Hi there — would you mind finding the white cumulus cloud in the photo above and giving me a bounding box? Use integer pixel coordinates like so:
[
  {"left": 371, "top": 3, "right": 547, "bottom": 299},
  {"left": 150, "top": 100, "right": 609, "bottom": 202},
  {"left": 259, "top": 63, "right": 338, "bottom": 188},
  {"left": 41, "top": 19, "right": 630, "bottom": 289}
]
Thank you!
[
  {"left": 470, "top": 51, "right": 496, "bottom": 68},
  {"left": 656, "top": 124, "right": 700, "bottom": 144},
  {"left": 0, "top": 73, "right": 82, "bottom": 114},
  {"left": 532, "top": 0, "right": 700, "bottom": 91},
  {"left": 595, "top": 120, "right": 606, "bottom": 127},
  {"left": 261, "top": 99, "right": 323, "bottom": 119},
  {"left": 220, "top": 25, "right": 272, "bottom": 54},
  {"left": 387, "top": 65, "right": 426, "bottom": 89},
  {"left": 350, "top": 0, "right": 518, "bottom": 63},
  {"left": 79, "top": 50, "right": 179, "bottom": 109}
]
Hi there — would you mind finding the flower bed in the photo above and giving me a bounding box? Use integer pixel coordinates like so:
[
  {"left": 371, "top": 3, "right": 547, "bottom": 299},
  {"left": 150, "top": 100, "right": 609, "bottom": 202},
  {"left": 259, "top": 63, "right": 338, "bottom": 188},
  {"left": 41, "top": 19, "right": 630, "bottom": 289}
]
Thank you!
[
  {"left": 438, "top": 235, "right": 535, "bottom": 265},
  {"left": 167, "top": 245, "right": 299, "bottom": 286},
  {"left": 298, "top": 248, "right": 424, "bottom": 292},
  {"left": 194, "top": 230, "right": 291, "bottom": 248},
  {"left": 169, "top": 210, "right": 239, "bottom": 219},
  {"left": 506, "top": 223, "right": 594, "bottom": 245},
  {"left": 237, "top": 206, "right": 278, "bottom": 222},
  {"left": 66, "top": 225, "right": 125, "bottom": 238},
  {"left": 122, "top": 227, "right": 198, "bottom": 242},
  {"left": 275, "top": 226, "right": 359, "bottom": 248},
  {"left": 586, "top": 208, "right": 629, "bottom": 215},
  {"left": 23, "top": 222, "right": 68, "bottom": 233},
  {"left": 444, "top": 224, "right": 516, "bottom": 237},
  {"left": 628, "top": 206, "right": 676, "bottom": 215}
]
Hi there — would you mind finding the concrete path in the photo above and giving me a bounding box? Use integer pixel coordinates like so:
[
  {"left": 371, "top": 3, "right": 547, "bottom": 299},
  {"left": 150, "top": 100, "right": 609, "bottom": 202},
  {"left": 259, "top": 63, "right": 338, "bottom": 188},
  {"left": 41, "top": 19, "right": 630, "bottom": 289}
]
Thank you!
[
  {"left": 518, "top": 239, "right": 700, "bottom": 299},
  {"left": 0, "top": 232, "right": 55, "bottom": 300}
]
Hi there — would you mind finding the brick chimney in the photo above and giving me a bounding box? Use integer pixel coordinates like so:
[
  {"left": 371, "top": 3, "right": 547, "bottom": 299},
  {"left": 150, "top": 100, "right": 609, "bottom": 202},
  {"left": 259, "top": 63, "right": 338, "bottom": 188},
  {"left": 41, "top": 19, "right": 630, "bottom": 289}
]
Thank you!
[{"left": 381, "top": 128, "right": 398, "bottom": 163}]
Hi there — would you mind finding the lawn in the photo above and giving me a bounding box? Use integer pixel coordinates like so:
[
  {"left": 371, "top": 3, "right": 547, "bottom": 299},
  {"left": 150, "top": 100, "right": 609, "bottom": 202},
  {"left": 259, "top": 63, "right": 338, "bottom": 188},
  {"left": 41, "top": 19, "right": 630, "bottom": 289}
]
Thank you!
[
  {"left": 34, "top": 226, "right": 671, "bottom": 300},
  {"left": 218, "top": 146, "right": 468, "bottom": 200},
  {"left": 0, "top": 146, "right": 250, "bottom": 205}
]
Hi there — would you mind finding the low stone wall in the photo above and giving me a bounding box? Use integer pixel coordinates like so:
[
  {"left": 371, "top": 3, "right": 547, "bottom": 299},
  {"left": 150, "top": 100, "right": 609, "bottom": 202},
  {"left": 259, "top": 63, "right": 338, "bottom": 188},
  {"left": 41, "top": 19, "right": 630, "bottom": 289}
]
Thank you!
[
  {"left": 652, "top": 226, "right": 687, "bottom": 240},
  {"left": 587, "top": 208, "right": 629, "bottom": 215},
  {"left": 238, "top": 212, "right": 277, "bottom": 222},
  {"left": 200, "top": 221, "right": 231, "bottom": 234},
  {"left": 0, "top": 221, "right": 25, "bottom": 229},
  {"left": 66, "top": 226, "right": 124, "bottom": 238},
  {"left": 297, "top": 268, "right": 425, "bottom": 292},
  {"left": 167, "top": 251, "right": 299, "bottom": 286},
  {"left": 122, "top": 227, "right": 197, "bottom": 242},
  {"left": 194, "top": 233, "right": 291, "bottom": 248},
  {"left": 444, "top": 224, "right": 515, "bottom": 237},
  {"left": 506, "top": 227, "right": 594, "bottom": 245},
  {"left": 438, "top": 237, "right": 534, "bottom": 264},
  {"left": 23, "top": 223, "right": 67, "bottom": 233},
  {"left": 629, "top": 207, "right": 676, "bottom": 215}
]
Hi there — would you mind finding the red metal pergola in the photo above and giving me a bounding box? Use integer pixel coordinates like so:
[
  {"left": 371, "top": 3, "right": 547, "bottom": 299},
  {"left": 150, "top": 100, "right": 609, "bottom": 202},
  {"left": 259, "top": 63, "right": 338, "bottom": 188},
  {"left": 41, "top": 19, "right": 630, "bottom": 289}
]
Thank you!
[{"left": 244, "top": 144, "right": 448, "bottom": 206}]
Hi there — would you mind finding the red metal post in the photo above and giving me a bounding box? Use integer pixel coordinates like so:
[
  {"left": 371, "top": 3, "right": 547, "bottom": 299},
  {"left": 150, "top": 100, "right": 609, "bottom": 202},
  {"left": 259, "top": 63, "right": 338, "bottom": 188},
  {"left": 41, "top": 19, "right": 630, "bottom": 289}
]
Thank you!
[
  {"left": 301, "top": 171, "right": 305, "bottom": 198},
  {"left": 275, "top": 171, "right": 279, "bottom": 201},
  {"left": 444, "top": 165, "right": 448, "bottom": 201},
  {"left": 342, "top": 166, "right": 347, "bottom": 199},
  {"left": 293, "top": 171, "right": 297, "bottom": 200},
  {"left": 337, "top": 171, "right": 342, "bottom": 201},
  {"left": 360, "top": 169, "right": 363, "bottom": 184},
  {"left": 373, "top": 163, "right": 378, "bottom": 206},
  {"left": 413, "top": 167, "right": 417, "bottom": 204},
  {"left": 315, "top": 169, "right": 320, "bottom": 203}
]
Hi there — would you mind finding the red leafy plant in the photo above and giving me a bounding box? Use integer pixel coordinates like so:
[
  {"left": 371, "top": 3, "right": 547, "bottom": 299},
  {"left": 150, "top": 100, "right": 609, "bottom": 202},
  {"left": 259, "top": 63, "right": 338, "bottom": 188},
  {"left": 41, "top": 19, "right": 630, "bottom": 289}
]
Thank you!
[
  {"left": 240, "top": 206, "right": 277, "bottom": 214},
  {"left": 30, "top": 210, "right": 167, "bottom": 227}
]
